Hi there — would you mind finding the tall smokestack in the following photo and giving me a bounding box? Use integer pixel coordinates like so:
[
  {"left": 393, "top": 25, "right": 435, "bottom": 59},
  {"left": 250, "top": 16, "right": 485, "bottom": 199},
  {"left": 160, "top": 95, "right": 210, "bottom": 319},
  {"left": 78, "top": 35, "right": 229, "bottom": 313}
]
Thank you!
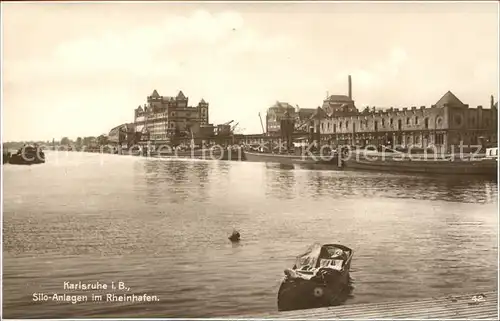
[{"left": 348, "top": 75, "right": 352, "bottom": 100}]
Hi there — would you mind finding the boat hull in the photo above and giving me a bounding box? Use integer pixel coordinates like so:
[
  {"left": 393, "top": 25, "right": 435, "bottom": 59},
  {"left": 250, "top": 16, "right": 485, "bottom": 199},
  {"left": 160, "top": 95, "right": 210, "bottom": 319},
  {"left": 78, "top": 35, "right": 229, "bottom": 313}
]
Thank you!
[
  {"left": 118, "top": 147, "right": 245, "bottom": 161},
  {"left": 345, "top": 156, "right": 498, "bottom": 177},
  {"left": 8, "top": 154, "right": 45, "bottom": 165},
  {"left": 3, "top": 151, "right": 11, "bottom": 164},
  {"left": 278, "top": 277, "right": 343, "bottom": 311},
  {"left": 245, "top": 151, "right": 342, "bottom": 167},
  {"left": 277, "top": 244, "right": 353, "bottom": 312},
  {"left": 157, "top": 148, "right": 245, "bottom": 161}
]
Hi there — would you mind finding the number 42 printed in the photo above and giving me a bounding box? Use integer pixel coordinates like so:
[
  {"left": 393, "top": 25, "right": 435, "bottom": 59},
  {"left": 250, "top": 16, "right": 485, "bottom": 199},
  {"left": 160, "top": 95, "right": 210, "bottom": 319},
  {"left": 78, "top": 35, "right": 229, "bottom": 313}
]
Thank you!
[{"left": 471, "top": 294, "right": 486, "bottom": 302}]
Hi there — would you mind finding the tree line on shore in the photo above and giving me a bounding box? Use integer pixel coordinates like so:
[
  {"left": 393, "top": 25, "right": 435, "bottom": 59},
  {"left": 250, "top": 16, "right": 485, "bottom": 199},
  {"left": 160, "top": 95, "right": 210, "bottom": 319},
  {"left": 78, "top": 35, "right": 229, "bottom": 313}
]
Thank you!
[{"left": 3, "top": 135, "right": 109, "bottom": 151}]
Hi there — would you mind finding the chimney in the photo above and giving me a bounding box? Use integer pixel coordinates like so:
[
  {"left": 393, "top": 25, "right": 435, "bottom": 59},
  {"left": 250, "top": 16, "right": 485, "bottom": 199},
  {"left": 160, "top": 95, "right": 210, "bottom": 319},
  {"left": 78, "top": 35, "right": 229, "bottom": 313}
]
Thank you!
[
  {"left": 348, "top": 75, "right": 352, "bottom": 100},
  {"left": 491, "top": 95, "right": 494, "bottom": 109}
]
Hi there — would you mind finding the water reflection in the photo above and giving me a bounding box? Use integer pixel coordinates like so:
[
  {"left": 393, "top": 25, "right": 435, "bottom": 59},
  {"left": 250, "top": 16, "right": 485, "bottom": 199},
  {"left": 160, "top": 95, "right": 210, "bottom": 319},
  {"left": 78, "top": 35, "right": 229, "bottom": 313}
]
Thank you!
[
  {"left": 137, "top": 159, "right": 194, "bottom": 204},
  {"left": 335, "top": 277, "right": 355, "bottom": 307},
  {"left": 265, "top": 163, "right": 295, "bottom": 171},
  {"left": 195, "top": 162, "right": 210, "bottom": 184},
  {"left": 215, "top": 161, "right": 231, "bottom": 176},
  {"left": 137, "top": 159, "right": 238, "bottom": 204},
  {"left": 309, "top": 171, "right": 325, "bottom": 199},
  {"left": 164, "top": 159, "right": 190, "bottom": 183},
  {"left": 137, "top": 159, "right": 497, "bottom": 205},
  {"left": 261, "top": 167, "right": 497, "bottom": 204},
  {"left": 2, "top": 155, "right": 497, "bottom": 319},
  {"left": 265, "top": 165, "right": 296, "bottom": 200}
]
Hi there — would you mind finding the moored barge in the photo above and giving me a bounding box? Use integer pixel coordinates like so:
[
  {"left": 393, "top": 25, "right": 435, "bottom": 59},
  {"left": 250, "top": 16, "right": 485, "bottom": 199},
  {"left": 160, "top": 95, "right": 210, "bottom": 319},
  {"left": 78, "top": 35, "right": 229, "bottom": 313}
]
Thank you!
[
  {"left": 156, "top": 146, "right": 245, "bottom": 161},
  {"left": 112, "top": 145, "right": 246, "bottom": 161},
  {"left": 8, "top": 145, "right": 45, "bottom": 165},
  {"left": 244, "top": 151, "right": 342, "bottom": 167},
  {"left": 343, "top": 148, "right": 498, "bottom": 177}
]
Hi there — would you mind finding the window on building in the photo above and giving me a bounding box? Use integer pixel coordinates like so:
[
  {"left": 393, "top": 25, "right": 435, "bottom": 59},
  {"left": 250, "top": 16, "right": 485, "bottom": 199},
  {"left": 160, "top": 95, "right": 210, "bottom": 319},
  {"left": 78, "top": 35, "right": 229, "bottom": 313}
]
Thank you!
[
  {"left": 339, "top": 121, "right": 343, "bottom": 128},
  {"left": 424, "top": 118, "right": 429, "bottom": 129},
  {"left": 333, "top": 124, "right": 337, "bottom": 133},
  {"left": 415, "top": 116, "right": 419, "bottom": 125},
  {"left": 436, "top": 133, "right": 444, "bottom": 145},
  {"left": 390, "top": 118, "right": 393, "bottom": 126},
  {"left": 382, "top": 118, "right": 385, "bottom": 127},
  {"left": 406, "top": 117, "right": 410, "bottom": 125},
  {"left": 346, "top": 121, "right": 349, "bottom": 128},
  {"left": 374, "top": 121, "right": 378, "bottom": 131}
]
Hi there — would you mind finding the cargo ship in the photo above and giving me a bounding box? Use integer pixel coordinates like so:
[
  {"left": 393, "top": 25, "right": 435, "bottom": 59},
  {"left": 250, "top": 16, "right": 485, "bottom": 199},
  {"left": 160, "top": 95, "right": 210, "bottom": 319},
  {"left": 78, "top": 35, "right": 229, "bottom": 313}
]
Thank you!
[
  {"left": 155, "top": 146, "right": 245, "bottom": 161},
  {"left": 343, "top": 147, "right": 498, "bottom": 177},
  {"left": 244, "top": 151, "right": 341, "bottom": 167},
  {"left": 114, "top": 145, "right": 246, "bottom": 161}
]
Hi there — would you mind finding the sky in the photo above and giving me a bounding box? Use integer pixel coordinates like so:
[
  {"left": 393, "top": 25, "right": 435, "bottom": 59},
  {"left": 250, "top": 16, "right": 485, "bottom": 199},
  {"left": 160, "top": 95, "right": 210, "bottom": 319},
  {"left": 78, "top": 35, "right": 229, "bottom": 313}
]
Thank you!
[{"left": 2, "top": 1, "right": 499, "bottom": 141}]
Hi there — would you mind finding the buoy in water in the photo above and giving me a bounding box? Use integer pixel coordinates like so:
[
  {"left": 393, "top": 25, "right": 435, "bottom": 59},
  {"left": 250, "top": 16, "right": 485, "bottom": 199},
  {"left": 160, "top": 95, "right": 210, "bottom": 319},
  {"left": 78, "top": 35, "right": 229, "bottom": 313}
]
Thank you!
[{"left": 229, "top": 230, "right": 240, "bottom": 242}]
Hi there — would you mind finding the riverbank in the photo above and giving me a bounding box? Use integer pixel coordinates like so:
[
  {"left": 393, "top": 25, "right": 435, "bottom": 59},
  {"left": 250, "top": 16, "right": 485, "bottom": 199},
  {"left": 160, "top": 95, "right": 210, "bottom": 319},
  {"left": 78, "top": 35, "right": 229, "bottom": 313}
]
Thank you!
[
  {"left": 28, "top": 144, "right": 498, "bottom": 178},
  {"left": 234, "top": 291, "right": 497, "bottom": 319}
]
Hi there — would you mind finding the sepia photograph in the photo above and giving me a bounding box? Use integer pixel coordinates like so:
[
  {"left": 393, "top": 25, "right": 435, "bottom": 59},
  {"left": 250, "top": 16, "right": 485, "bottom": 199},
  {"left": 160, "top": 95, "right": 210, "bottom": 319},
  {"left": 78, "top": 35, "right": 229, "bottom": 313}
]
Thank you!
[{"left": 1, "top": 0, "right": 499, "bottom": 319}]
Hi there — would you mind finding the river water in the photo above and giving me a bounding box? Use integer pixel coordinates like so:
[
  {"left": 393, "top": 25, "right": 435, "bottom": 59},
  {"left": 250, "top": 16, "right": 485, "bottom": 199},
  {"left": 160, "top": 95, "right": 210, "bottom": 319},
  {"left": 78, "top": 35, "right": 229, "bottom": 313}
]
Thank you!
[{"left": 2, "top": 152, "right": 498, "bottom": 318}]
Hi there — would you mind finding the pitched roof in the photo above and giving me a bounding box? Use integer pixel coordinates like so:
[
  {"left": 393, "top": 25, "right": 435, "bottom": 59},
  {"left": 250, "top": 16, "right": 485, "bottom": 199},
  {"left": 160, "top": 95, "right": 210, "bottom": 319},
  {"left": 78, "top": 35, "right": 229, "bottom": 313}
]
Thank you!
[
  {"left": 434, "top": 91, "right": 464, "bottom": 108},
  {"left": 108, "top": 123, "right": 130, "bottom": 136},
  {"left": 200, "top": 98, "right": 206, "bottom": 104},
  {"left": 270, "top": 101, "right": 295, "bottom": 110},
  {"left": 326, "top": 94, "right": 352, "bottom": 102},
  {"left": 311, "top": 107, "right": 328, "bottom": 120},
  {"left": 151, "top": 89, "right": 160, "bottom": 98},
  {"left": 177, "top": 90, "right": 186, "bottom": 99},
  {"left": 298, "top": 108, "right": 316, "bottom": 119}
]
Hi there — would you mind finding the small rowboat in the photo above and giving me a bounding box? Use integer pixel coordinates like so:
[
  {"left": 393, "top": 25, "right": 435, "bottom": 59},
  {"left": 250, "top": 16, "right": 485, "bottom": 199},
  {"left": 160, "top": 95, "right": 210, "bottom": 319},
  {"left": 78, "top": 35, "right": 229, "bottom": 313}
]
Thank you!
[{"left": 277, "top": 243, "right": 353, "bottom": 311}]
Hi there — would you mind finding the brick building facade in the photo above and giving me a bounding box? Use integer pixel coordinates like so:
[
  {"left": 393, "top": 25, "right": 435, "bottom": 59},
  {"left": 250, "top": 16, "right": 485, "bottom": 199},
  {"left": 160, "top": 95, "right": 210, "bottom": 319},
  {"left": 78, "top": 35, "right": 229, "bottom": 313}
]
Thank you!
[
  {"left": 312, "top": 91, "right": 498, "bottom": 153},
  {"left": 134, "top": 90, "right": 212, "bottom": 144},
  {"left": 266, "top": 101, "right": 316, "bottom": 134}
]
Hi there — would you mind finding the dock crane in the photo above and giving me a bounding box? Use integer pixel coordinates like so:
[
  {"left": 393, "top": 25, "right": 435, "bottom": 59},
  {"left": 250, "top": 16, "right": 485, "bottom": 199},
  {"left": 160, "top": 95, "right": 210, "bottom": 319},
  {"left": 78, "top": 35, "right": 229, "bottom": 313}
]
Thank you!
[
  {"left": 258, "top": 112, "right": 266, "bottom": 135},
  {"left": 230, "top": 122, "right": 239, "bottom": 133},
  {"left": 216, "top": 120, "right": 235, "bottom": 137},
  {"left": 295, "top": 118, "right": 310, "bottom": 132}
]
